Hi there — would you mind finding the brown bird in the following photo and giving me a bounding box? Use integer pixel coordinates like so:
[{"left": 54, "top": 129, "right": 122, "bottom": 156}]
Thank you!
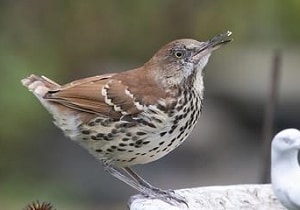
[{"left": 21, "top": 31, "right": 232, "bottom": 205}]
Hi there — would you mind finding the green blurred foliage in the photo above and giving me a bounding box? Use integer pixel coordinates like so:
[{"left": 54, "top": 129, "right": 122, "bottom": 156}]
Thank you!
[
  {"left": 0, "top": 0, "right": 300, "bottom": 208},
  {"left": 278, "top": 0, "right": 300, "bottom": 40}
]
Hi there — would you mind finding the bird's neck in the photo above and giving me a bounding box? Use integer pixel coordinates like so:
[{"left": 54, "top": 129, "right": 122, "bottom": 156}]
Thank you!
[
  {"left": 272, "top": 150, "right": 300, "bottom": 181},
  {"left": 192, "top": 68, "right": 205, "bottom": 95},
  {"left": 183, "top": 64, "right": 205, "bottom": 98}
]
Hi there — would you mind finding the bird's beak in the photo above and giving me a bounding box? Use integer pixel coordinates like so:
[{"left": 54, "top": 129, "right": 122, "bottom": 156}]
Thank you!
[{"left": 192, "top": 31, "right": 232, "bottom": 61}]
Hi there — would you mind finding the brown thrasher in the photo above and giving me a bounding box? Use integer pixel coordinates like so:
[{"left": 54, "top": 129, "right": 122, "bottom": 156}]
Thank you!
[{"left": 22, "top": 31, "right": 232, "bottom": 205}]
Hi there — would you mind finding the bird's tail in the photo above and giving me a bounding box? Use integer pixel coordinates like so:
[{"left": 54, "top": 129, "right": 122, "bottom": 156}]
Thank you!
[{"left": 21, "top": 74, "right": 60, "bottom": 98}]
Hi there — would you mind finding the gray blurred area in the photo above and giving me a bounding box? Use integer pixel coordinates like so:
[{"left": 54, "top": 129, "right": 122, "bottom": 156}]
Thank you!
[{"left": 1, "top": 0, "right": 300, "bottom": 209}]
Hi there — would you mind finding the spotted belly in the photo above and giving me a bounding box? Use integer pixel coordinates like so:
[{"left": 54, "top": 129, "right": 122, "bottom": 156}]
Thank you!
[{"left": 72, "top": 92, "right": 203, "bottom": 167}]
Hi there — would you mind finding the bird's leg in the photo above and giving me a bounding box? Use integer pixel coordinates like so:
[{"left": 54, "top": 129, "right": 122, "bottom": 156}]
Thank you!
[
  {"left": 103, "top": 163, "right": 152, "bottom": 195},
  {"left": 123, "top": 167, "right": 187, "bottom": 206},
  {"left": 125, "top": 167, "right": 188, "bottom": 206},
  {"left": 123, "top": 167, "right": 167, "bottom": 193},
  {"left": 103, "top": 163, "right": 187, "bottom": 206}
]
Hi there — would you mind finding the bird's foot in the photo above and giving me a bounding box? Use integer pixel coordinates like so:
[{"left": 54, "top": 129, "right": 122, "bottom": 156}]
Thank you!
[{"left": 142, "top": 187, "right": 188, "bottom": 207}]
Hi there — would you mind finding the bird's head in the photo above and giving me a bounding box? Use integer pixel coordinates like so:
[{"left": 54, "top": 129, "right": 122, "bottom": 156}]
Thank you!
[
  {"left": 146, "top": 31, "right": 232, "bottom": 88},
  {"left": 272, "top": 129, "right": 300, "bottom": 153}
]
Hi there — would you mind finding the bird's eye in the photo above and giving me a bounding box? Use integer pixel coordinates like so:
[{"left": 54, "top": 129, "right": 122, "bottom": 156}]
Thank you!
[
  {"left": 174, "top": 50, "right": 184, "bottom": 59},
  {"left": 282, "top": 137, "right": 292, "bottom": 145}
]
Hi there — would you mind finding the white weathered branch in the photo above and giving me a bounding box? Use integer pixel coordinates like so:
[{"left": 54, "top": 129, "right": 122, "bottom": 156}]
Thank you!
[{"left": 129, "top": 184, "right": 286, "bottom": 210}]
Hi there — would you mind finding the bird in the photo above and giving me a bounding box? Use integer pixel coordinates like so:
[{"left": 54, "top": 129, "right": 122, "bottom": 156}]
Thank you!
[
  {"left": 21, "top": 31, "right": 232, "bottom": 205},
  {"left": 271, "top": 128, "right": 300, "bottom": 210}
]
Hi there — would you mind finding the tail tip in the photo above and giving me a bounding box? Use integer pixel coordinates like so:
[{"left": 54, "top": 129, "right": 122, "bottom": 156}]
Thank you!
[{"left": 21, "top": 74, "right": 49, "bottom": 96}]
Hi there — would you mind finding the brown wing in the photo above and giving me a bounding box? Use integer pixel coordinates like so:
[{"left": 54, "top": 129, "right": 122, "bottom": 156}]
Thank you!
[
  {"left": 111, "top": 67, "right": 172, "bottom": 105},
  {"left": 44, "top": 67, "right": 175, "bottom": 119},
  {"left": 44, "top": 72, "right": 155, "bottom": 119}
]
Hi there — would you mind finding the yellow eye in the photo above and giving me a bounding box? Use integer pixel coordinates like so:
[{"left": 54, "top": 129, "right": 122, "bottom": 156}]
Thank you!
[{"left": 174, "top": 50, "right": 184, "bottom": 58}]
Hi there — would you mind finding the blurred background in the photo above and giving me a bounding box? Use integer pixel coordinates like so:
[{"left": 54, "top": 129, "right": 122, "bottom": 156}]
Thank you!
[{"left": 1, "top": 0, "right": 300, "bottom": 209}]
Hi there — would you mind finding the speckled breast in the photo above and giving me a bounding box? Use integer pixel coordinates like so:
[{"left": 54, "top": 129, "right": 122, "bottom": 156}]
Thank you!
[{"left": 76, "top": 89, "right": 203, "bottom": 167}]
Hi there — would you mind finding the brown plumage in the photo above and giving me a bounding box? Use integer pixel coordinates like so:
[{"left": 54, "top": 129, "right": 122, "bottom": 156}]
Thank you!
[{"left": 22, "top": 31, "right": 232, "bottom": 205}]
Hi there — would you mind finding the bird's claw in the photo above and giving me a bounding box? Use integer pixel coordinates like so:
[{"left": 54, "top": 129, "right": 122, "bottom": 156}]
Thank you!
[{"left": 142, "top": 188, "right": 188, "bottom": 207}]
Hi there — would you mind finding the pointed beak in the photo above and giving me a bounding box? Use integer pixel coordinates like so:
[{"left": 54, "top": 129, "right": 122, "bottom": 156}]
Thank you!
[{"left": 192, "top": 31, "right": 232, "bottom": 61}]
